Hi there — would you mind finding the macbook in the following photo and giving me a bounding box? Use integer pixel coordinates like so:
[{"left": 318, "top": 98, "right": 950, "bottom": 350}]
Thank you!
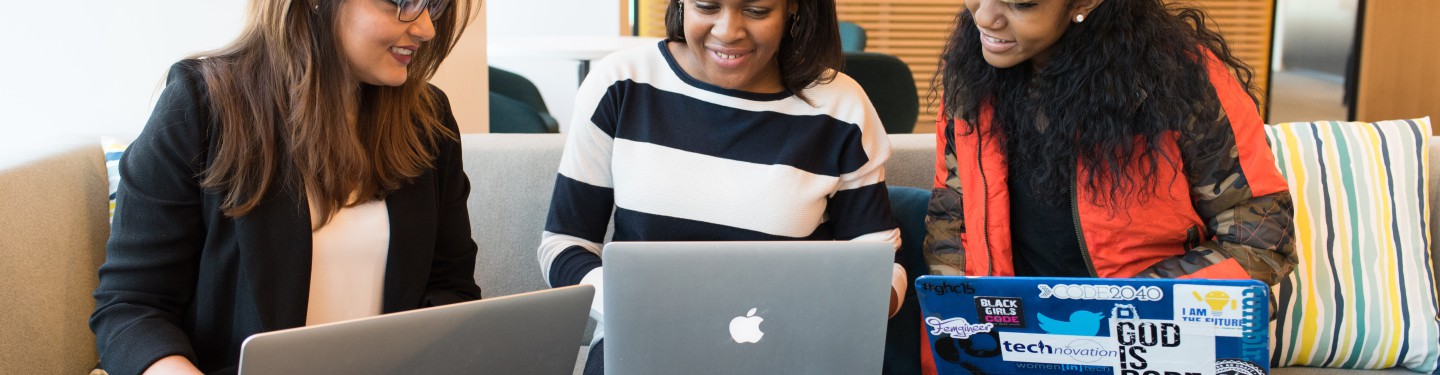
[
  {"left": 916, "top": 276, "right": 1271, "bottom": 375},
  {"left": 603, "top": 241, "right": 895, "bottom": 375},
  {"left": 238, "top": 285, "right": 594, "bottom": 375}
]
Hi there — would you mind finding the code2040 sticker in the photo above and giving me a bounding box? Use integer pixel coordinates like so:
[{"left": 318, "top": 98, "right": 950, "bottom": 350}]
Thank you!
[{"left": 1038, "top": 284, "right": 1165, "bottom": 301}]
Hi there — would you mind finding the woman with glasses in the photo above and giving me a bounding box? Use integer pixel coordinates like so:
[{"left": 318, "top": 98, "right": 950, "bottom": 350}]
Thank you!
[
  {"left": 539, "top": 0, "right": 910, "bottom": 373},
  {"left": 922, "top": 0, "right": 1295, "bottom": 371},
  {"left": 89, "top": 1, "right": 477, "bottom": 374}
]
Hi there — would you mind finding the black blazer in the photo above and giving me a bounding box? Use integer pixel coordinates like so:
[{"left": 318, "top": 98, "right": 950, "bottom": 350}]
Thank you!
[{"left": 90, "top": 61, "right": 482, "bottom": 375}]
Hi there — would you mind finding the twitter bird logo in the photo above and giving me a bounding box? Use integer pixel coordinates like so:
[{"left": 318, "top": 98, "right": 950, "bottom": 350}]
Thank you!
[{"left": 1036, "top": 310, "right": 1105, "bottom": 336}]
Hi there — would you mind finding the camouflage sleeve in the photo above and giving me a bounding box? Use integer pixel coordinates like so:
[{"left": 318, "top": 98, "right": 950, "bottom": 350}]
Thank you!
[
  {"left": 1134, "top": 112, "right": 1297, "bottom": 285},
  {"left": 922, "top": 117, "right": 968, "bottom": 276}
]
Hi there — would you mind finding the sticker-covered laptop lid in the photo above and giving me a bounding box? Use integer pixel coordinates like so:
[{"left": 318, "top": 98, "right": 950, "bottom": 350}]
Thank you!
[{"left": 915, "top": 276, "right": 1270, "bottom": 375}]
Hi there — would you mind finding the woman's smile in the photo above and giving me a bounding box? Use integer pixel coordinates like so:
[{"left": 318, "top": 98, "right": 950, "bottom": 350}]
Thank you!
[{"left": 979, "top": 31, "right": 1017, "bottom": 54}]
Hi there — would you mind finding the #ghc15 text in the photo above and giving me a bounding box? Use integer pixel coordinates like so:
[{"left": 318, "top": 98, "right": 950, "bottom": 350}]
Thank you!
[{"left": 920, "top": 281, "right": 974, "bottom": 296}]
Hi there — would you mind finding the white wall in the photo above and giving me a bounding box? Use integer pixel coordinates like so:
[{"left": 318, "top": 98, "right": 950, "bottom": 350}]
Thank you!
[
  {"left": 487, "top": 0, "right": 623, "bottom": 132},
  {"left": 2, "top": 2, "right": 248, "bottom": 143},
  {"left": 1274, "top": 0, "right": 1358, "bottom": 77},
  {"left": 0, "top": 1, "right": 488, "bottom": 144}
]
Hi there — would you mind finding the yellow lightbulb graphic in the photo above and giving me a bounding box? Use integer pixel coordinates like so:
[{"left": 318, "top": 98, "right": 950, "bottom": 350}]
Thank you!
[{"left": 1192, "top": 290, "right": 1236, "bottom": 312}]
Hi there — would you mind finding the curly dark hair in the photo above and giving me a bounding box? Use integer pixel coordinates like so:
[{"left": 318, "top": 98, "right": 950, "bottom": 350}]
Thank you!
[{"left": 939, "top": 0, "right": 1258, "bottom": 208}]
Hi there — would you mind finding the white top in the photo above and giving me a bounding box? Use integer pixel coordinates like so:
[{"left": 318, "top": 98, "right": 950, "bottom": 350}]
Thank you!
[{"left": 305, "top": 198, "right": 390, "bottom": 326}]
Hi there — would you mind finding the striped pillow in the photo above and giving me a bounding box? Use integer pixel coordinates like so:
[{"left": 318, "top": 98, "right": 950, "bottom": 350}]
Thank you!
[
  {"left": 1263, "top": 118, "right": 1437, "bottom": 372},
  {"left": 102, "top": 137, "right": 128, "bottom": 220}
]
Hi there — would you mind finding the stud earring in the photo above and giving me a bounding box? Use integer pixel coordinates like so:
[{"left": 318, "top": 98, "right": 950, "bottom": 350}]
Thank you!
[{"left": 1075, "top": 14, "right": 1085, "bottom": 23}]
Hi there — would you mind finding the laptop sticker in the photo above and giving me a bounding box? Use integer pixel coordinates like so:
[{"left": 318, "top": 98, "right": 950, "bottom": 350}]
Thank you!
[
  {"left": 921, "top": 280, "right": 977, "bottom": 296},
  {"left": 917, "top": 276, "right": 1272, "bottom": 375},
  {"left": 1039, "top": 283, "right": 1165, "bottom": 302},
  {"left": 1111, "top": 304, "right": 1141, "bottom": 321},
  {"left": 1173, "top": 284, "right": 1258, "bottom": 338},
  {"left": 926, "top": 316, "right": 996, "bottom": 339},
  {"left": 997, "top": 331, "right": 1120, "bottom": 367},
  {"left": 1037, "top": 310, "right": 1105, "bottom": 336},
  {"left": 975, "top": 296, "right": 1026, "bottom": 328},
  {"left": 1113, "top": 319, "right": 1216, "bottom": 375},
  {"left": 1215, "top": 359, "right": 1266, "bottom": 375}
]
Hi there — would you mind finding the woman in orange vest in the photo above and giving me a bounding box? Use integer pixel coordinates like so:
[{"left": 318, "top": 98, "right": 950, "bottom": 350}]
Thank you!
[{"left": 920, "top": 0, "right": 1297, "bottom": 372}]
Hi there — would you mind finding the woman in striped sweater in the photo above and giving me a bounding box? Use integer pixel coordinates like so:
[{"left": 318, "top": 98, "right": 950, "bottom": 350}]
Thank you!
[{"left": 539, "top": 0, "right": 908, "bottom": 373}]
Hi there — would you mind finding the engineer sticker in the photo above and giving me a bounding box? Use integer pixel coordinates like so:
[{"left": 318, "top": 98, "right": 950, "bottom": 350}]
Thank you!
[{"left": 925, "top": 316, "right": 995, "bottom": 339}]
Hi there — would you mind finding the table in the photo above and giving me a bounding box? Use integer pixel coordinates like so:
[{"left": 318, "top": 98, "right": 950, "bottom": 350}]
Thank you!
[{"left": 488, "top": 36, "right": 666, "bottom": 84}]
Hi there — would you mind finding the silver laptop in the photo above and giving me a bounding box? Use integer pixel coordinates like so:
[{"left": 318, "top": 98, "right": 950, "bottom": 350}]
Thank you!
[
  {"left": 603, "top": 241, "right": 894, "bottom": 375},
  {"left": 238, "top": 285, "right": 593, "bottom": 375}
]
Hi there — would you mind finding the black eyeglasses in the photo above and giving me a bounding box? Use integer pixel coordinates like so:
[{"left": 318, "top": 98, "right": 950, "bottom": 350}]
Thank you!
[{"left": 391, "top": 0, "right": 448, "bottom": 22}]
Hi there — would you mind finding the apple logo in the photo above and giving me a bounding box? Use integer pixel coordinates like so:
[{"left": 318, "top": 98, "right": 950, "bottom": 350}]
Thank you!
[{"left": 729, "top": 308, "right": 765, "bottom": 343}]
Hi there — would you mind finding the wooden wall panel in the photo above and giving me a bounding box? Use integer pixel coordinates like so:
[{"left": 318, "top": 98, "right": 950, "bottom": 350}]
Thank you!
[
  {"left": 636, "top": 0, "right": 1275, "bottom": 134},
  {"left": 1355, "top": 0, "right": 1440, "bottom": 130},
  {"left": 836, "top": 1, "right": 956, "bottom": 134},
  {"left": 636, "top": 0, "right": 955, "bottom": 133},
  {"left": 1185, "top": 0, "right": 1274, "bottom": 119},
  {"left": 639, "top": 0, "right": 669, "bottom": 37}
]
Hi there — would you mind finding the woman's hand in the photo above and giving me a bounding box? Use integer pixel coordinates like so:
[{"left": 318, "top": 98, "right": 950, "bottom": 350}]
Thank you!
[
  {"left": 142, "top": 356, "right": 202, "bottom": 375},
  {"left": 889, "top": 287, "right": 901, "bottom": 316}
]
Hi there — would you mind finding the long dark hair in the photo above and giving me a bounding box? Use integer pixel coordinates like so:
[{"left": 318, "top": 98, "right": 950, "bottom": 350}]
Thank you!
[
  {"left": 665, "top": 0, "right": 843, "bottom": 101},
  {"left": 193, "top": 0, "right": 475, "bottom": 228},
  {"left": 939, "top": 0, "right": 1257, "bottom": 208}
]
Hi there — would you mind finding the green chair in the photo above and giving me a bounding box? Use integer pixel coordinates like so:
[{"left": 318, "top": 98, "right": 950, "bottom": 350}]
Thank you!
[
  {"left": 489, "top": 66, "right": 558, "bottom": 133},
  {"left": 489, "top": 92, "right": 552, "bottom": 134},
  {"left": 841, "top": 52, "right": 918, "bottom": 134},
  {"left": 839, "top": 21, "right": 867, "bottom": 52}
]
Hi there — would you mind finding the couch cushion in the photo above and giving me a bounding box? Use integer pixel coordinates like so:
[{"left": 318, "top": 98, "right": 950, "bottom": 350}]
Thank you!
[
  {"left": 884, "top": 134, "right": 935, "bottom": 190},
  {"left": 1263, "top": 118, "right": 1438, "bottom": 372},
  {"left": 462, "top": 134, "right": 567, "bottom": 298},
  {"left": 0, "top": 138, "right": 109, "bottom": 374}
]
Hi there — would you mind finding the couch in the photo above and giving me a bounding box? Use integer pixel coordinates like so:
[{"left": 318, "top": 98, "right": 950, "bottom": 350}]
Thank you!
[
  {"left": 2, "top": 133, "right": 1433, "bottom": 374},
  {"left": 463, "top": 132, "right": 1438, "bottom": 375},
  {"left": 0, "top": 139, "right": 110, "bottom": 374}
]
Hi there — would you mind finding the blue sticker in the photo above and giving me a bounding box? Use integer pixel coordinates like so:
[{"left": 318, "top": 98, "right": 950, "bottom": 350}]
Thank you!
[{"left": 1037, "top": 310, "right": 1105, "bottom": 336}]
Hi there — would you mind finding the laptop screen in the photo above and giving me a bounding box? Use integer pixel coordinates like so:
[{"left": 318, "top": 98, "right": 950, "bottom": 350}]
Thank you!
[{"left": 916, "top": 276, "right": 1270, "bottom": 375}]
